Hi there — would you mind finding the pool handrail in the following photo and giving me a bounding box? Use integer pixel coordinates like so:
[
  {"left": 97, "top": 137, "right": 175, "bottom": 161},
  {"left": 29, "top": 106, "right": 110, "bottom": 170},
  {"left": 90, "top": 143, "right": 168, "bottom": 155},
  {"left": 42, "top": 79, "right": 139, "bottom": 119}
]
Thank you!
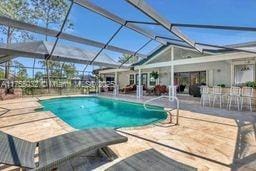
[{"left": 143, "top": 95, "right": 180, "bottom": 125}]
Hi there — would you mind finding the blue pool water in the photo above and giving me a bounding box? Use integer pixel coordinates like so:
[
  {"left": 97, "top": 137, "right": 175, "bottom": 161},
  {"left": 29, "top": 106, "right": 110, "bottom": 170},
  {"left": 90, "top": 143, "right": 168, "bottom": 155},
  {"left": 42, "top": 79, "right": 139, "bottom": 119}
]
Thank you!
[{"left": 40, "top": 96, "right": 167, "bottom": 129}]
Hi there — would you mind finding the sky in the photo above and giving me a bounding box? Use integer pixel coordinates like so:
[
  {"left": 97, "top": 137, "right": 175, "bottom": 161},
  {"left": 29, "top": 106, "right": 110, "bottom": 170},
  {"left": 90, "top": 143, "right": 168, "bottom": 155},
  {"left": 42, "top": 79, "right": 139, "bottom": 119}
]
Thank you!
[
  {"left": 1, "top": 0, "right": 256, "bottom": 77},
  {"left": 67, "top": 0, "right": 256, "bottom": 45}
]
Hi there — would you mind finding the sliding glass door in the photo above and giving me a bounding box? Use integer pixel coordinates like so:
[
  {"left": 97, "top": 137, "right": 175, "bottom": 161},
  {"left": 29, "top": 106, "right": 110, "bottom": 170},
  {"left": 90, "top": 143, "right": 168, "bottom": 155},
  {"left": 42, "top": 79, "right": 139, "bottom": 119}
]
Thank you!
[{"left": 175, "top": 71, "right": 206, "bottom": 94}]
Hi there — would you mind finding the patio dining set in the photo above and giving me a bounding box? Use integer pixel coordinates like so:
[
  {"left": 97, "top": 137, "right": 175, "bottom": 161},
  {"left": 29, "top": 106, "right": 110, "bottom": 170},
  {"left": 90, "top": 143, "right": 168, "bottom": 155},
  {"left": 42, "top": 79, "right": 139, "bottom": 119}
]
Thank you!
[{"left": 200, "top": 86, "right": 254, "bottom": 111}]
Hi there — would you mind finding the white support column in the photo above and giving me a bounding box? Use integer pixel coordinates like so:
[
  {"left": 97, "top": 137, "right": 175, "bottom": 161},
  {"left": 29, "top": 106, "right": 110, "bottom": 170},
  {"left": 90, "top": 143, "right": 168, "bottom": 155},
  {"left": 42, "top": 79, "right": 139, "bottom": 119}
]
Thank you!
[
  {"left": 157, "top": 68, "right": 160, "bottom": 84},
  {"left": 137, "top": 68, "right": 142, "bottom": 99},
  {"left": 169, "top": 46, "right": 175, "bottom": 101},
  {"left": 98, "top": 73, "right": 101, "bottom": 94},
  {"left": 114, "top": 71, "right": 118, "bottom": 82},
  {"left": 169, "top": 85, "right": 177, "bottom": 101},
  {"left": 208, "top": 70, "right": 214, "bottom": 87},
  {"left": 113, "top": 71, "right": 119, "bottom": 96},
  {"left": 230, "top": 63, "right": 234, "bottom": 86}
]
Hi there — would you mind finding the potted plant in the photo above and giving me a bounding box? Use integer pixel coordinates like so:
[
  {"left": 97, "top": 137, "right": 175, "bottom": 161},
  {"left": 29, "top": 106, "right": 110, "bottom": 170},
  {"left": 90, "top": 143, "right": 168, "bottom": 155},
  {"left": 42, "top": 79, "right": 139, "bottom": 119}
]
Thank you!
[
  {"left": 96, "top": 75, "right": 103, "bottom": 81},
  {"left": 217, "top": 84, "right": 226, "bottom": 88},
  {"left": 246, "top": 81, "right": 256, "bottom": 88},
  {"left": 150, "top": 71, "right": 159, "bottom": 80}
]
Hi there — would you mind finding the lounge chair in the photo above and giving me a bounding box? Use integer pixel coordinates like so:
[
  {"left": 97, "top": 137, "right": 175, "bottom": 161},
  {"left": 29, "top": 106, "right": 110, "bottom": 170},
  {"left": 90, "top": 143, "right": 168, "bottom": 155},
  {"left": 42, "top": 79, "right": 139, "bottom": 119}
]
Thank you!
[
  {"left": 105, "top": 149, "right": 197, "bottom": 171},
  {"left": 0, "top": 128, "right": 128, "bottom": 170}
]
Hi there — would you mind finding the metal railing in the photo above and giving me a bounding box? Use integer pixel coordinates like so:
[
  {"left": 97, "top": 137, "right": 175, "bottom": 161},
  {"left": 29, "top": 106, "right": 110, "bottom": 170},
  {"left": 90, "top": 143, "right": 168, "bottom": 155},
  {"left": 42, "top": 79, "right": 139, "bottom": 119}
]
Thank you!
[{"left": 143, "top": 95, "right": 180, "bottom": 125}]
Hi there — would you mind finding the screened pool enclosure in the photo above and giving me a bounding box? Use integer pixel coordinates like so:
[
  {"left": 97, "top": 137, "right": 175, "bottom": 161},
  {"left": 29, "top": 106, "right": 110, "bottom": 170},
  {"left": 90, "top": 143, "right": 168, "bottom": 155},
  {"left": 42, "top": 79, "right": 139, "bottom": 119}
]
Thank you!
[{"left": 0, "top": 0, "right": 255, "bottom": 96}]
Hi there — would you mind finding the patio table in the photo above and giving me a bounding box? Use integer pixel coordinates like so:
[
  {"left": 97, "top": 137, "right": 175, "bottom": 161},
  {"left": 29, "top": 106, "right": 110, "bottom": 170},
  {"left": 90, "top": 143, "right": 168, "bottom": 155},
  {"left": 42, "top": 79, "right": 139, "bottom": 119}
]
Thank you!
[{"left": 145, "top": 87, "right": 155, "bottom": 96}]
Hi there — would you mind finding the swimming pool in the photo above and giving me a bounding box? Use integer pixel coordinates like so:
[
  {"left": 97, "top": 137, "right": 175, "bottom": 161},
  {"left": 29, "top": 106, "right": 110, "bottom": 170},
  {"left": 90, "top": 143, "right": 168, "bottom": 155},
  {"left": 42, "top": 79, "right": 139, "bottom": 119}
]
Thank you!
[{"left": 40, "top": 96, "right": 167, "bottom": 129}]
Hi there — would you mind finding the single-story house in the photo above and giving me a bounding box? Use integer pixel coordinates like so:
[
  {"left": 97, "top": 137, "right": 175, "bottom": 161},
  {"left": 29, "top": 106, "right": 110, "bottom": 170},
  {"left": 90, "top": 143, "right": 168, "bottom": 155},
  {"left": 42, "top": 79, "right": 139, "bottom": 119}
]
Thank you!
[{"left": 99, "top": 41, "right": 256, "bottom": 95}]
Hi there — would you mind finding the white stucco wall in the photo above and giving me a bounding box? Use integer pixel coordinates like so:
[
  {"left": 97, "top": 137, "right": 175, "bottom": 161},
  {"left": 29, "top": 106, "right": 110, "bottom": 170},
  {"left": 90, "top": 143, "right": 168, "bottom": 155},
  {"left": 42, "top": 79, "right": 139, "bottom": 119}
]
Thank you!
[{"left": 118, "top": 71, "right": 132, "bottom": 88}]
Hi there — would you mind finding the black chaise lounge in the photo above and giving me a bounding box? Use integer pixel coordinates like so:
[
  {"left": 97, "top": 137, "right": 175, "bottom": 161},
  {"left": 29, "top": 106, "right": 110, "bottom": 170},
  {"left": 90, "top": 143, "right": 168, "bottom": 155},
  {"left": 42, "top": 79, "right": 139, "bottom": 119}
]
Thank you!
[
  {"left": 105, "top": 149, "right": 197, "bottom": 171},
  {"left": 0, "top": 128, "right": 128, "bottom": 170}
]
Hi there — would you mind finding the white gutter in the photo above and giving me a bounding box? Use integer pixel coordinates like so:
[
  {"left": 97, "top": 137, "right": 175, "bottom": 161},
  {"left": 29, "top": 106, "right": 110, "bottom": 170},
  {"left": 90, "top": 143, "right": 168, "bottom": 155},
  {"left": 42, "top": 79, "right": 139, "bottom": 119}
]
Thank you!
[
  {"left": 136, "top": 52, "right": 256, "bottom": 70},
  {"left": 99, "top": 68, "right": 130, "bottom": 74}
]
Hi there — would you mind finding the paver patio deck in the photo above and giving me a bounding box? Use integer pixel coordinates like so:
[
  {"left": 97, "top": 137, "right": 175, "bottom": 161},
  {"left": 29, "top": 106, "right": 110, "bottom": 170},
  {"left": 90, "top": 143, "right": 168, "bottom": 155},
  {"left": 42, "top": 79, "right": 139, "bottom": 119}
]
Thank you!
[{"left": 0, "top": 94, "right": 255, "bottom": 171}]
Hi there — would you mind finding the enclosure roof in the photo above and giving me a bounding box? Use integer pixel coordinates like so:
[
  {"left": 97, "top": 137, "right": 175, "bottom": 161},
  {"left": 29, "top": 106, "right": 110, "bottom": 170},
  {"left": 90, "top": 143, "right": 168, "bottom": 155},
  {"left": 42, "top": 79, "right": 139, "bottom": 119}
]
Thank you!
[
  {"left": 0, "top": 0, "right": 256, "bottom": 70},
  {"left": 0, "top": 41, "right": 127, "bottom": 68}
]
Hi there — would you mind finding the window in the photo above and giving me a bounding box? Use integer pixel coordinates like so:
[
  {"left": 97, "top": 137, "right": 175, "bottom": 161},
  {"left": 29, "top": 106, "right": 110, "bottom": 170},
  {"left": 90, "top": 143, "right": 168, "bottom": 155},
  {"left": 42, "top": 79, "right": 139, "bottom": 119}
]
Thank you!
[
  {"left": 129, "top": 74, "right": 134, "bottom": 85},
  {"left": 199, "top": 71, "right": 206, "bottom": 84},
  {"left": 149, "top": 73, "right": 157, "bottom": 86},
  {"left": 106, "top": 76, "right": 114, "bottom": 82},
  {"left": 235, "top": 64, "right": 254, "bottom": 84}
]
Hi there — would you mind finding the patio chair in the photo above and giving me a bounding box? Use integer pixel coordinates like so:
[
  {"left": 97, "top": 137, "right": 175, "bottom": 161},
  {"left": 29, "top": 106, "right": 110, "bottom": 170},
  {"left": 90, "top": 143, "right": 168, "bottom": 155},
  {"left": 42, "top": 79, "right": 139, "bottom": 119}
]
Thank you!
[
  {"left": 154, "top": 85, "right": 167, "bottom": 96},
  {"left": 241, "top": 87, "right": 254, "bottom": 112},
  {"left": 160, "top": 85, "right": 168, "bottom": 94},
  {"left": 212, "top": 86, "right": 223, "bottom": 108},
  {"left": 0, "top": 128, "right": 128, "bottom": 170},
  {"left": 200, "top": 86, "right": 210, "bottom": 107},
  {"left": 227, "top": 87, "right": 241, "bottom": 110},
  {"left": 122, "top": 84, "right": 136, "bottom": 94},
  {"left": 105, "top": 149, "right": 197, "bottom": 171},
  {"left": 0, "top": 87, "right": 22, "bottom": 100}
]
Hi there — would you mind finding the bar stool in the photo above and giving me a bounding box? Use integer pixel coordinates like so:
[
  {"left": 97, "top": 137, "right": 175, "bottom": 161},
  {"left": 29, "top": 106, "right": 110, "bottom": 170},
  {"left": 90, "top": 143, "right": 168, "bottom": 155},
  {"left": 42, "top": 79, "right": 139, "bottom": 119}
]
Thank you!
[
  {"left": 241, "top": 87, "right": 253, "bottom": 112},
  {"left": 227, "top": 87, "right": 241, "bottom": 110},
  {"left": 212, "top": 86, "right": 222, "bottom": 108},
  {"left": 200, "top": 86, "right": 210, "bottom": 107}
]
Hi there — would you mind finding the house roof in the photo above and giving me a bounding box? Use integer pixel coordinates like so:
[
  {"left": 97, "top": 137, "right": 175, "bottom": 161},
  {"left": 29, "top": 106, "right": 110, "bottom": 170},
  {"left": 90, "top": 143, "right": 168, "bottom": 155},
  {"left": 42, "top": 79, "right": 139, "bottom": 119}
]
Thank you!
[
  {"left": 0, "top": 41, "right": 128, "bottom": 68},
  {"left": 132, "top": 44, "right": 169, "bottom": 66},
  {"left": 227, "top": 41, "right": 256, "bottom": 48},
  {"left": 132, "top": 40, "right": 256, "bottom": 66}
]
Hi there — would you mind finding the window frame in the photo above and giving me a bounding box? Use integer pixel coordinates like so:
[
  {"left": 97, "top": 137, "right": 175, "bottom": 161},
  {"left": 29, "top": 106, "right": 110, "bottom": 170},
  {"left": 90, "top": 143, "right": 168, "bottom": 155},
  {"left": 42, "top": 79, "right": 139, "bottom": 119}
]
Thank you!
[{"left": 129, "top": 74, "right": 135, "bottom": 85}]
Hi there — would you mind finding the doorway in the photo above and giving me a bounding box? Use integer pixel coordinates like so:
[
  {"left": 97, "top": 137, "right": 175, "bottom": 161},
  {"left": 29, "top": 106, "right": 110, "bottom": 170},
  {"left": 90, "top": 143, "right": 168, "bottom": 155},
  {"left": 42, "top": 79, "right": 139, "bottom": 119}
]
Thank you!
[{"left": 175, "top": 71, "right": 206, "bottom": 94}]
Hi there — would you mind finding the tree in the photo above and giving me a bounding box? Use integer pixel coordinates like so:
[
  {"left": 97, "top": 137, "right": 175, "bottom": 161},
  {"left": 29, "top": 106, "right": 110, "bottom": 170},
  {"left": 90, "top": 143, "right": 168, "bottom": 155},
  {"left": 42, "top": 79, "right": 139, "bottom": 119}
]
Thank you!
[
  {"left": 118, "top": 54, "right": 138, "bottom": 64},
  {"left": 31, "top": 0, "right": 73, "bottom": 41},
  {"left": 38, "top": 60, "right": 62, "bottom": 78},
  {"left": 0, "top": 68, "right": 5, "bottom": 79},
  {"left": 63, "top": 63, "right": 77, "bottom": 79},
  {"left": 38, "top": 60, "right": 77, "bottom": 79},
  {"left": 0, "top": 0, "right": 35, "bottom": 78},
  {"left": 0, "top": 0, "right": 35, "bottom": 43},
  {"left": 35, "top": 71, "right": 44, "bottom": 80},
  {"left": 12, "top": 60, "right": 27, "bottom": 80},
  {"left": 31, "top": 0, "right": 74, "bottom": 89}
]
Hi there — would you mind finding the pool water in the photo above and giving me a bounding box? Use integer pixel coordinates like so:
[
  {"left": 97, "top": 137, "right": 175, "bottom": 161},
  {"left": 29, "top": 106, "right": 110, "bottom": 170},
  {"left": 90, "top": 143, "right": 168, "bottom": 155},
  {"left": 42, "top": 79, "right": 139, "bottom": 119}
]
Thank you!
[{"left": 40, "top": 96, "right": 167, "bottom": 129}]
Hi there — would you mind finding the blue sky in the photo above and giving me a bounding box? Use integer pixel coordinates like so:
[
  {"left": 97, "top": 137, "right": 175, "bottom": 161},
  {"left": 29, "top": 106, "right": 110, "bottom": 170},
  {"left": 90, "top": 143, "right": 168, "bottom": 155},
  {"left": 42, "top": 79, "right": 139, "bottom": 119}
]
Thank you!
[
  {"left": 67, "top": 0, "right": 256, "bottom": 45},
  {"left": 1, "top": 0, "right": 256, "bottom": 76}
]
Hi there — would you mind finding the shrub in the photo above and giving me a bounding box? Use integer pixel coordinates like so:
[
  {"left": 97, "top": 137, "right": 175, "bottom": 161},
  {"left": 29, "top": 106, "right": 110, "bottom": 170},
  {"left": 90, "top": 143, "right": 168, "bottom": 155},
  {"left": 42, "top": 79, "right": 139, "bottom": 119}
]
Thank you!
[
  {"left": 245, "top": 81, "right": 256, "bottom": 88},
  {"left": 217, "top": 84, "right": 225, "bottom": 88}
]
